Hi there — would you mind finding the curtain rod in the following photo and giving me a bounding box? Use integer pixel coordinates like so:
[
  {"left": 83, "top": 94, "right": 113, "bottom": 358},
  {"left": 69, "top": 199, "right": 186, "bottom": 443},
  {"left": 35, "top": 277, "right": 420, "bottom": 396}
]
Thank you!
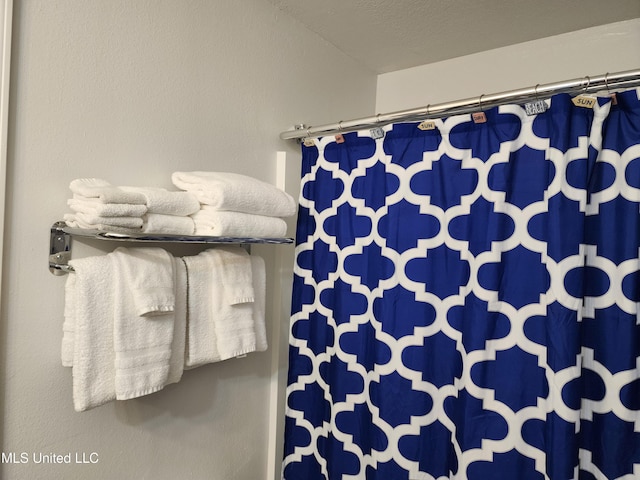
[{"left": 280, "top": 68, "right": 640, "bottom": 141}]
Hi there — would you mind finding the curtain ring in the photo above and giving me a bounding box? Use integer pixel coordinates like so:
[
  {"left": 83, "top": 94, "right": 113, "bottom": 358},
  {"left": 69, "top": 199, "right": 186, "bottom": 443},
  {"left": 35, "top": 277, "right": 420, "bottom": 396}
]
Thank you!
[{"left": 604, "top": 72, "right": 611, "bottom": 93}]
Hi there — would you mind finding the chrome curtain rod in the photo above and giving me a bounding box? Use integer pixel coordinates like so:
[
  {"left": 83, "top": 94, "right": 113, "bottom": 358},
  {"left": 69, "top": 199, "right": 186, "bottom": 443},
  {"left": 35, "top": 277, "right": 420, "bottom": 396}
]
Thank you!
[{"left": 280, "top": 68, "right": 640, "bottom": 141}]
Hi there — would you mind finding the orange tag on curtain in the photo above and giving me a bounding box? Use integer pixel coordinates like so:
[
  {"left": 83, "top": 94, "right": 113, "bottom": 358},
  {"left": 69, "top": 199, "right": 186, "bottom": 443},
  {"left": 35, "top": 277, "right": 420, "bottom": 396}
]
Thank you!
[
  {"left": 472, "top": 112, "right": 487, "bottom": 123},
  {"left": 335, "top": 134, "right": 345, "bottom": 143},
  {"left": 610, "top": 93, "right": 618, "bottom": 105}
]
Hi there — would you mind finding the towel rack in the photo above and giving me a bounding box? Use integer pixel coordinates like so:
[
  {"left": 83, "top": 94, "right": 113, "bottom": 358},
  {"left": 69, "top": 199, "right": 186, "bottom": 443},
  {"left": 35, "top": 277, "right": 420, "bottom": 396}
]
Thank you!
[{"left": 49, "top": 221, "right": 294, "bottom": 276}]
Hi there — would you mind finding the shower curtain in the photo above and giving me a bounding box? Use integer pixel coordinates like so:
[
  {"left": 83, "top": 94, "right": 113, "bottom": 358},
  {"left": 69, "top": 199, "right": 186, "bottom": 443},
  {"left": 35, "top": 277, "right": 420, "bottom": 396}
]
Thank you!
[{"left": 283, "top": 88, "right": 640, "bottom": 480}]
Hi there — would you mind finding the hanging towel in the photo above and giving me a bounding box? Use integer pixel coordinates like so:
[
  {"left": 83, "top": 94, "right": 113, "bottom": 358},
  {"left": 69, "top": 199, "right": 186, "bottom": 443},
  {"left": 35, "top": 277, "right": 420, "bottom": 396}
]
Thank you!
[
  {"left": 69, "top": 178, "right": 146, "bottom": 205},
  {"left": 142, "top": 213, "right": 195, "bottom": 235},
  {"left": 121, "top": 186, "right": 201, "bottom": 216},
  {"left": 111, "top": 247, "right": 176, "bottom": 400},
  {"left": 61, "top": 272, "right": 76, "bottom": 368},
  {"left": 171, "top": 171, "right": 297, "bottom": 217},
  {"left": 67, "top": 197, "right": 148, "bottom": 217},
  {"left": 67, "top": 255, "right": 116, "bottom": 412},
  {"left": 250, "top": 254, "right": 268, "bottom": 353},
  {"left": 167, "top": 256, "right": 187, "bottom": 386},
  {"left": 191, "top": 208, "right": 288, "bottom": 237},
  {"left": 211, "top": 246, "right": 257, "bottom": 361},
  {"left": 183, "top": 250, "right": 221, "bottom": 368},
  {"left": 215, "top": 254, "right": 269, "bottom": 359}
]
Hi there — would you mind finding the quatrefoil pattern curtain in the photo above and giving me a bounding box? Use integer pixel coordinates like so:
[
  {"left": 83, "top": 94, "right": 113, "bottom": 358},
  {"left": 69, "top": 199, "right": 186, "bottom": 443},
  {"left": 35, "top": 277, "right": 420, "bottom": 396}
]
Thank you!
[{"left": 283, "top": 89, "right": 640, "bottom": 480}]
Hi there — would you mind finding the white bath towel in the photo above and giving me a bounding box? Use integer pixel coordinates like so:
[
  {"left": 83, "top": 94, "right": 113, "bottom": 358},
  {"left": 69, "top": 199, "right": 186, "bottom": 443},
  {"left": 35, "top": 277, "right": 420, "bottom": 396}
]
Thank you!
[
  {"left": 111, "top": 248, "right": 176, "bottom": 400},
  {"left": 67, "top": 197, "right": 148, "bottom": 217},
  {"left": 167, "top": 257, "right": 187, "bottom": 385},
  {"left": 192, "top": 208, "right": 288, "bottom": 238},
  {"left": 215, "top": 254, "right": 268, "bottom": 359},
  {"left": 62, "top": 272, "right": 76, "bottom": 368},
  {"left": 67, "top": 255, "right": 116, "bottom": 412},
  {"left": 171, "top": 171, "right": 297, "bottom": 217},
  {"left": 142, "top": 213, "right": 195, "bottom": 235},
  {"left": 121, "top": 186, "right": 201, "bottom": 216},
  {"left": 69, "top": 178, "right": 146, "bottom": 205}
]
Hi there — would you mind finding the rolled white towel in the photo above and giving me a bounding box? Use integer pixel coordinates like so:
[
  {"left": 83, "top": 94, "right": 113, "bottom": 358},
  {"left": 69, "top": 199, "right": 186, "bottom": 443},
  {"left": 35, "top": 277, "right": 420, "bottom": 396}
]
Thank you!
[
  {"left": 69, "top": 178, "right": 146, "bottom": 205},
  {"left": 191, "top": 208, "right": 288, "bottom": 237},
  {"left": 121, "top": 186, "right": 201, "bottom": 216},
  {"left": 171, "top": 171, "right": 296, "bottom": 217}
]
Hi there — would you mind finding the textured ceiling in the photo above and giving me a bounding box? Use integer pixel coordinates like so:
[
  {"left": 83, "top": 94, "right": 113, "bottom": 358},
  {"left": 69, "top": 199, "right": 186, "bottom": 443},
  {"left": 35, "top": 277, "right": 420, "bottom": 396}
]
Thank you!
[{"left": 267, "top": 0, "right": 640, "bottom": 73}]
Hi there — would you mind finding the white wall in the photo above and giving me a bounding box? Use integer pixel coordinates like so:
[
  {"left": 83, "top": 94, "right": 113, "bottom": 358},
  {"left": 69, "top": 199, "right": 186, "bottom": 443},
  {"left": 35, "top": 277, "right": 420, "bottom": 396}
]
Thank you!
[
  {"left": 1, "top": 1, "right": 376, "bottom": 479},
  {"left": 377, "top": 18, "right": 640, "bottom": 112}
]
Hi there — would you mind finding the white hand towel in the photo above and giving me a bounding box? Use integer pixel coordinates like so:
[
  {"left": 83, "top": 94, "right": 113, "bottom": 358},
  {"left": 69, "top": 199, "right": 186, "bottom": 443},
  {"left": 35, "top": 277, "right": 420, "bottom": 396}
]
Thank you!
[
  {"left": 183, "top": 250, "right": 221, "bottom": 368},
  {"left": 64, "top": 214, "right": 144, "bottom": 234},
  {"left": 67, "top": 197, "right": 148, "bottom": 217},
  {"left": 112, "top": 247, "right": 175, "bottom": 316},
  {"left": 69, "top": 178, "right": 146, "bottom": 205},
  {"left": 67, "top": 255, "right": 116, "bottom": 412},
  {"left": 121, "top": 186, "right": 201, "bottom": 216},
  {"left": 142, "top": 213, "right": 195, "bottom": 235},
  {"left": 191, "top": 208, "right": 288, "bottom": 238},
  {"left": 73, "top": 212, "right": 145, "bottom": 229},
  {"left": 111, "top": 248, "right": 176, "bottom": 400},
  {"left": 171, "top": 171, "right": 297, "bottom": 217},
  {"left": 212, "top": 246, "right": 258, "bottom": 361}
]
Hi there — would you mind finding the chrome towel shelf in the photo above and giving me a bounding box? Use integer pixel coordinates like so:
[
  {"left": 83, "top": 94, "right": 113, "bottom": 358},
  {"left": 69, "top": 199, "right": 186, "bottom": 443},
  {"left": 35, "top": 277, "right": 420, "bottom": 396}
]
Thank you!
[{"left": 49, "top": 221, "right": 294, "bottom": 276}]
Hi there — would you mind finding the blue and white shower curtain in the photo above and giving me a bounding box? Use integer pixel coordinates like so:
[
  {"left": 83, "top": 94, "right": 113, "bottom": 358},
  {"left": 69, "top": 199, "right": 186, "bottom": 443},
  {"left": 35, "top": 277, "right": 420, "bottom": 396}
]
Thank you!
[{"left": 283, "top": 88, "right": 640, "bottom": 480}]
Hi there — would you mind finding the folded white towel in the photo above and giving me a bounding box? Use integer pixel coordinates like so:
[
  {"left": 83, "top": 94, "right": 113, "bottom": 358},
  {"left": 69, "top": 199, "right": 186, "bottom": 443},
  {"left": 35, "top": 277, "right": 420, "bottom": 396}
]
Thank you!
[
  {"left": 142, "top": 213, "right": 195, "bottom": 235},
  {"left": 63, "top": 213, "right": 144, "bottom": 233},
  {"left": 69, "top": 178, "right": 146, "bottom": 205},
  {"left": 167, "top": 257, "right": 187, "bottom": 385},
  {"left": 72, "top": 212, "right": 145, "bottom": 229},
  {"left": 111, "top": 248, "right": 176, "bottom": 400},
  {"left": 215, "top": 253, "right": 268, "bottom": 360},
  {"left": 171, "top": 171, "right": 296, "bottom": 217},
  {"left": 67, "top": 255, "right": 116, "bottom": 412},
  {"left": 121, "top": 186, "right": 201, "bottom": 216},
  {"left": 192, "top": 208, "right": 288, "bottom": 237},
  {"left": 183, "top": 250, "right": 220, "bottom": 368},
  {"left": 112, "top": 247, "right": 175, "bottom": 316},
  {"left": 67, "top": 197, "right": 148, "bottom": 217}
]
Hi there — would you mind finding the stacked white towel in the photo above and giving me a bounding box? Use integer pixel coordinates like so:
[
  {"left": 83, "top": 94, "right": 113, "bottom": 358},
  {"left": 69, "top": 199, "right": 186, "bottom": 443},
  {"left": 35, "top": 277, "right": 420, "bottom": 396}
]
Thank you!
[
  {"left": 171, "top": 171, "right": 296, "bottom": 237},
  {"left": 64, "top": 178, "right": 199, "bottom": 235}
]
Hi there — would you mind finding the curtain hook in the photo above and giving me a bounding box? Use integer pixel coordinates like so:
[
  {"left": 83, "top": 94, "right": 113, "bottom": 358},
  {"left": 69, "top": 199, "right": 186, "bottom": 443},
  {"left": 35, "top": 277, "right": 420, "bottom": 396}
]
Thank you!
[
  {"left": 426, "top": 104, "right": 431, "bottom": 116},
  {"left": 478, "top": 94, "right": 485, "bottom": 111},
  {"left": 583, "top": 76, "right": 591, "bottom": 93},
  {"left": 338, "top": 121, "right": 344, "bottom": 133},
  {"left": 534, "top": 84, "right": 540, "bottom": 101},
  {"left": 604, "top": 72, "right": 611, "bottom": 93},
  {"left": 376, "top": 113, "right": 382, "bottom": 124}
]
